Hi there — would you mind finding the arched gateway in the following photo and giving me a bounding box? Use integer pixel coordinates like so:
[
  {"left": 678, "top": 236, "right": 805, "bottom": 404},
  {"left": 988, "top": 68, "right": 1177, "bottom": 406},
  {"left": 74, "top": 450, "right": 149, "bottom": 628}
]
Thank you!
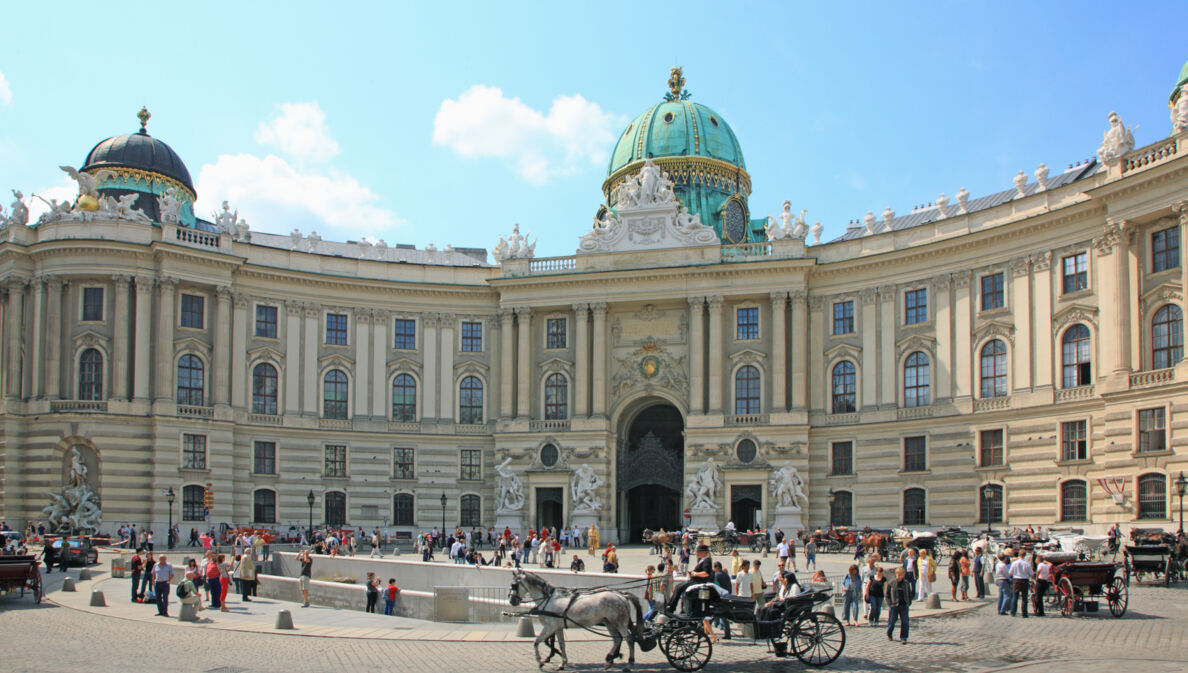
[{"left": 616, "top": 402, "right": 684, "bottom": 543}]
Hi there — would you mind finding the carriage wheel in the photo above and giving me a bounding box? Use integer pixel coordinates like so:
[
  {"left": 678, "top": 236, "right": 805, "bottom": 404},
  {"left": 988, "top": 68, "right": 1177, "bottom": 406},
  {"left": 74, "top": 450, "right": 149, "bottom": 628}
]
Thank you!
[
  {"left": 710, "top": 540, "right": 729, "bottom": 556},
  {"left": 1165, "top": 558, "right": 1175, "bottom": 587},
  {"left": 1107, "top": 577, "right": 1128, "bottom": 618},
  {"left": 1123, "top": 560, "right": 1131, "bottom": 586},
  {"left": 31, "top": 568, "right": 43, "bottom": 605},
  {"left": 662, "top": 625, "right": 712, "bottom": 672},
  {"left": 790, "top": 611, "right": 846, "bottom": 667},
  {"left": 1057, "top": 578, "right": 1076, "bottom": 618}
]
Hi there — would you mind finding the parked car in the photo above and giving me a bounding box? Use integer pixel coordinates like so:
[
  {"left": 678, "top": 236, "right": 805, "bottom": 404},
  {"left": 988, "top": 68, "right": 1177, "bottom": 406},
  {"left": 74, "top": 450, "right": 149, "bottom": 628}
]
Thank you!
[{"left": 51, "top": 538, "right": 99, "bottom": 566}]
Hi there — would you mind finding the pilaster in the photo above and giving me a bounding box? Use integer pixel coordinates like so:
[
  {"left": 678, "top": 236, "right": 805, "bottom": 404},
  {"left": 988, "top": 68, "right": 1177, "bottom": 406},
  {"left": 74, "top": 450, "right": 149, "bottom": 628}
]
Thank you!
[
  {"left": 1009, "top": 258, "right": 1032, "bottom": 391},
  {"left": 1031, "top": 253, "right": 1054, "bottom": 389},
  {"left": 153, "top": 276, "right": 177, "bottom": 403},
  {"left": 860, "top": 288, "right": 878, "bottom": 410},
  {"left": 878, "top": 285, "right": 896, "bottom": 406},
  {"left": 952, "top": 272, "right": 972, "bottom": 399},
  {"left": 688, "top": 296, "right": 706, "bottom": 414},
  {"left": 284, "top": 300, "right": 302, "bottom": 415},
  {"left": 302, "top": 304, "right": 319, "bottom": 415},
  {"left": 214, "top": 285, "right": 232, "bottom": 408},
  {"left": 422, "top": 312, "right": 439, "bottom": 419},
  {"left": 516, "top": 307, "right": 532, "bottom": 419},
  {"left": 573, "top": 303, "right": 590, "bottom": 417},
  {"left": 706, "top": 295, "right": 724, "bottom": 414},
  {"left": 5, "top": 278, "right": 26, "bottom": 399},
  {"left": 112, "top": 275, "right": 131, "bottom": 400},
  {"left": 591, "top": 302, "right": 608, "bottom": 417},
  {"left": 132, "top": 275, "right": 153, "bottom": 401},
  {"left": 932, "top": 274, "right": 952, "bottom": 400},
  {"left": 371, "top": 310, "right": 388, "bottom": 417},
  {"left": 498, "top": 309, "right": 514, "bottom": 419},
  {"left": 231, "top": 293, "right": 248, "bottom": 409},
  {"left": 355, "top": 309, "right": 372, "bottom": 418},
  {"left": 789, "top": 291, "right": 808, "bottom": 410},
  {"left": 770, "top": 291, "right": 788, "bottom": 411},
  {"left": 808, "top": 296, "right": 825, "bottom": 411},
  {"left": 439, "top": 313, "right": 456, "bottom": 421},
  {"left": 28, "top": 278, "right": 45, "bottom": 398},
  {"left": 44, "top": 277, "right": 64, "bottom": 400}
]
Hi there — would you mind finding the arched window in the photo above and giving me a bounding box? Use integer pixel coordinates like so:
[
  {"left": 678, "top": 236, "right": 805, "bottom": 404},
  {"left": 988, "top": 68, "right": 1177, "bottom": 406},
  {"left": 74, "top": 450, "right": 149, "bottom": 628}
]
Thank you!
[
  {"left": 78, "top": 348, "right": 103, "bottom": 401},
  {"left": 1153, "top": 305, "right": 1184, "bottom": 369},
  {"left": 979, "top": 484, "right": 1003, "bottom": 524},
  {"left": 324, "top": 491, "right": 346, "bottom": 527},
  {"left": 544, "top": 373, "right": 568, "bottom": 420},
  {"left": 460, "top": 494, "right": 481, "bottom": 527},
  {"left": 734, "top": 365, "right": 761, "bottom": 415},
  {"left": 393, "top": 493, "right": 414, "bottom": 526},
  {"left": 1061, "top": 324, "right": 1091, "bottom": 388},
  {"left": 979, "top": 340, "right": 1007, "bottom": 398},
  {"left": 1137, "top": 474, "right": 1167, "bottom": 520},
  {"left": 253, "top": 489, "right": 276, "bottom": 523},
  {"left": 459, "top": 376, "right": 484, "bottom": 424},
  {"left": 177, "top": 354, "right": 205, "bottom": 406},
  {"left": 903, "top": 488, "right": 926, "bottom": 526},
  {"left": 182, "top": 484, "right": 205, "bottom": 521},
  {"left": 391, "top": 373, "right": 417, "bottom": 422},
  {"left": 1060, "top": 481, "right": 1087, "bottom": 522},
  {"left": 323, "top": 369, "right": 348, "bottom": 419},
  {"left": 251, "top": 363, "right": 278, "bottom": 415},
  {"left": 831, "top": 361, "right": 856, "bottom": 413},
  {"left": 830, "top": 491, "right": 853, "bottom": 527},
  {"left": 903, "top": 351, "right": 930, "bottom": 407}
]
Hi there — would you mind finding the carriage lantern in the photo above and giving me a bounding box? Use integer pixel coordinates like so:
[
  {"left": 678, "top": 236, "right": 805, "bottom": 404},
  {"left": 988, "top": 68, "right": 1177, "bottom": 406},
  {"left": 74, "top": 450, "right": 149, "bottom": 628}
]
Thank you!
[{"left": 1175, "top": 471, "right": 1187, "bottom": 534}]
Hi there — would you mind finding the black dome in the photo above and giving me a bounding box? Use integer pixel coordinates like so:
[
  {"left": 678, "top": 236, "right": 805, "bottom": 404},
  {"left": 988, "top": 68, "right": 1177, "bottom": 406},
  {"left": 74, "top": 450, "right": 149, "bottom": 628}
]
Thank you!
[{"left": 82, "top": 130, "right": 194, "bottom": 193}]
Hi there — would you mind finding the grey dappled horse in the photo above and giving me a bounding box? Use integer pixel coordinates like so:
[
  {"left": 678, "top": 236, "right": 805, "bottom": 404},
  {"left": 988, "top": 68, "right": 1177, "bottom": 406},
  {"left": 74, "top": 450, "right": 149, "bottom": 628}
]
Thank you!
[{"left": 508, "top": 568, "right": 651, "bottom": 670}]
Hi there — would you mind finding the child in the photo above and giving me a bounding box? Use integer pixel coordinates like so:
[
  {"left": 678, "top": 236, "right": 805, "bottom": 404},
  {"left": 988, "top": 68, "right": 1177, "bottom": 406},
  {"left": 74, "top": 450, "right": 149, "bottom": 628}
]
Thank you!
[{"left": 383, "top": 578, "right": 400, "bottom": 616}]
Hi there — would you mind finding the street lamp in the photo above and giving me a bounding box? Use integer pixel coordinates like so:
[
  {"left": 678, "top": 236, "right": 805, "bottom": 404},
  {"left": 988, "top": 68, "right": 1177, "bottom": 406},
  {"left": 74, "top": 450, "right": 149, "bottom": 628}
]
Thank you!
[
  {"left": 982, "top": 487, "right": 994, "bottom": 536},
  {"left": 306, "top": 490, "right": 316, "bottom": 542},
  {"left": 166, "top": 487, "right": 176, "bottom": 549},
  {"left": 1174, "top": 471, "right": 1187, "bottom": 535},
  {"left": 440, "top": 492, "right": 447, "bottom": 549}
]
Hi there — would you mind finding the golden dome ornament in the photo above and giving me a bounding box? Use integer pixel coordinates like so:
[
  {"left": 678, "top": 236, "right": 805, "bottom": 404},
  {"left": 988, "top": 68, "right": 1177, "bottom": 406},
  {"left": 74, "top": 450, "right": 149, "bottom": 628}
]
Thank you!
[{"left": 77, "top": 194, "right": 99, "bottom": 212}]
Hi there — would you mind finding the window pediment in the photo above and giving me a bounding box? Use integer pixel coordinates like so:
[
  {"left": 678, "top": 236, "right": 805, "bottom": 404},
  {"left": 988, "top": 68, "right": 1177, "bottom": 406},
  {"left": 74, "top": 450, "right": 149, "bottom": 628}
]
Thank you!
[
  {"left": 1140, "top": 283, "right": 1182, "bottom": 316},
  {"left": 729, "top": 348, "right": 766, "bottom": 366},
  {"left": 1051, "top": 304, "right": 1099, "bottom": 336},
  {"left": 318, "top": 353, "right": 354, "bottom": 371},
  {"left": 895, "top": 335, "right": 936, "bottom": 361},
  {"left": 455, "top": 358, "right": 491, "bottom": 375},
  {"left": 72, "top": 329, "right": 109, "bottom": 351},
  {"left": 824, "top": 342, "right": 861, "bottom": 365},
  {"left": 387, "top": 356, "right": 422, "bottom": 374},
  {"left": 174, "top": 336, "right": 211, "bottom": 355},
  {"left": 246, "top": 345, "right": 285, "bottom": 364},
  {"left": 974, "top": 320, "right": 1015, "bottom": 346},
  {"left": 537, "top": 357, "right": 573, "bottom": 376}
]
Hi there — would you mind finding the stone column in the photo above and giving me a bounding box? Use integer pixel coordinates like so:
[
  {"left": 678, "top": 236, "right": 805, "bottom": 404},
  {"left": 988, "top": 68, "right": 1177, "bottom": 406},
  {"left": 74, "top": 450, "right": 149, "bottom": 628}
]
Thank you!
[
  {"left": 422, "top": 313, "right": 439, "bottom": 419},
  {"left": 707, "top": 296, "right": 724, "bottom": 413},
  {"left": 214, "top": 286, "right": 232, "bottom": 407},
  {"left": 878, "top": 285, "right": 896, "bottom": 406},
  {"left": 688, "top": 297, "right": 706, "bottom": 414},
  {"left": 439, "top": 314, "right": 456, "bottom": 421},
  {"left": 5, "top": 278, "right": 25, "bottom": 399},
  {"left": 355, "top": 310, "right": 372, "bottom": 418},
  {"left": 230, "top": 293, "right": 248, "bottom": 409},
  {"left": 284, "top": 300, "right": 302, "bottom": 415},
  {"left": 1010, "top": 258, "right": 1032, "bottom": 391},
  {"left": 132, "top": 275, "right": 153, "bottom": 401},
  {"left": 933, "top": 275, "right": 952, "bottom": 400},
  {"left": 860, "top": 288, "right": 878, "bottom": 410},
  {"left": 1110, "top": 220, "right": 1135, "bottom": 377},
  {"left": 44, "top": 277, "right": 64, "bottom": 400},
  {"left": 591, "top": 302, "right": 608, "bottom": 417},
  {"left": 790, "top": 291, "right": 808, "bottom": 410},
  {"left": 1179, "top": 203, "right": 1188, "bottom": 317},
  {"left": 153, "top": 277, "right": 177, "bottom": 403},
  {"left": 372, "top": 310, "right": 387, "bottom": 417},
  {"left": 28, "top": 278, "right": 45, "bottom": 398},
  {"left": 111, "top": 275, "right": 131, "bottom": 399},
  {"left": 1031, "top": 253, "right": 1054, "bottom": 388},
  {"left": 573, "top": 303, "right": 590, "bottom": 417},
  {"left": 498, "top": 309, "right": 514, "bottom": 419},
  {"left": 516, "top": 307, "right": 532, "bottom": 419},
  {"left": 952, "top": 273, "right": 972, "bottom": 398},
  {"left": 770, "top": 291, "right": 787, "bottom": 411},
  {"left": 302, "top": 305, "right": 319, "bottom": 415},
  {"left": 808, "top": 297, "right": 825, "bottom": 411}
]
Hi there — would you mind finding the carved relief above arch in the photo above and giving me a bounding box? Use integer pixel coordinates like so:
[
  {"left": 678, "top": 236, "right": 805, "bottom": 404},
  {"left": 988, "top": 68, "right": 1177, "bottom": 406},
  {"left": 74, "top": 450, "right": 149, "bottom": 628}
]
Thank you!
[
  {"left": 245, "top": 345, "right": 285, "bottom": 367},
  {"left": 823, "top": 342, "right": 862, "bottom": 369},
  {"left": 895, "top": 334, "right": 936, "bottom": 362},
  {"left": 729, "top": 347, "right": 767, "bottom": 368},
  {"left": 1051, "top": 304, "right": 1099, "bottom": 336},
  {"left": 973, "top": 320, "right": 1015, "bottom": 347},
  {"left": 1141, "top": 282, "right": 1184, "bottom": 318},
  {"left": 386, "top": 356, "right": 422, "bottom": 376}
]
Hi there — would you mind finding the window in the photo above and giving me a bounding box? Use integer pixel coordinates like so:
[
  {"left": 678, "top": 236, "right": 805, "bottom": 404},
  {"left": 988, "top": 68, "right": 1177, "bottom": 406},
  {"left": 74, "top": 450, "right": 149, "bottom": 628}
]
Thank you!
[
  {"left": 832, "top": 301, "right": 854, "bottom": 335},
  {"left": 1138, "top": 408, "right": 1167, "bottom": 453},
  {"left": 82, "top": 287, "right": 104, "bottom": 321},
  {"left": 1061, "top": 325, "right": 1092, "bottom": 388},
  {"left": 1152, "top": 304, "right": 1184, "bottom": 369},
  {"left": 903, "top": 488, "right": 926, "bottom": 526},
  {"left": 980, "top": 484, "right": 1003, "bottom": 524},
  {"left": 393, "top": 493, "right": 414, "bottom": 526},
  {"left": 903, "top": 436, "right": 927, "bottom": 472},
  {"left": 544, "top": 373, "right": 568, "bottom": 420},
  {"left": 903, "top": 351, "right": 930, "bottom": 407},
  {"left": 980, "top": 273, "right": 1004, "bottom": 311},
  {"left": 830, "top": 491, "right": 853, "bottom": 527},
  {"left": 251, "top": 363, "right": 278, "bottom": 415},
  {"left": 1062, "top": 253, "right": 1088, "bottom": 294},
  {"left": 459, "top": 376, "right": 483, "bottom": 424},
  {"left": 393, "top": 318, "right": 415, "bottom": 350},
  {"left": 460, "top": 448, "right": 482, "bottom": 481},
  {"left": 1060, "top": 481, "right": 1087, "bottom": 522},
  {"left": 325, "top": 492, "right": 346, "bottom": 527},
  {"left": 979, "top": 340, "right": 1007, "bottom": 398},
  {"left": 460, "top": 494, "right": 481, "bottom": 527},
  {"left": 460, "top": 321, "right": 482, "bottom": 352},
  {"left": 1061, "top": 420, "right": 1088, "bottom": 461},
  {"left": 177, "top": 354, "right": 205, "bottom": 406},
  {"left": 979, "top": 429, "right": 1004, "bottom": 467},
  {"left": 78, "top": 348, "right": 103, "bottom": 400},
  {"left": 831, "top": 441, "right": 853, "bottom": 475},
  {"left": 253, "top": 441, "right": 276, "bottom": 475},
  {"left": 904, "top": 288, "right": 927, "bottom": 324},
  {"left": 391, "top": 374, "right": 417, "bottom": 422},
  {"left": 735, "top": 439, "right": 757, "bottom": 464},
  {"left": 546, "top": 318, "right": 567, "bottom": 349},
  {"left": 323, "top": 445, "right": 347, "bottom": 477},
  {"left": 734, "top": 365, "right": 761, "bottom": 414},
  {"left": 253, "top": 490, "right": 276, "bottom": 523},
  {"left": 1152, "top": 226, "right": 1180, "bottom": 273},
  {"left": 182, "top": 485, "right": 205, "bottom": 521},
  {"left": 323, "top": 369, "right": 349, "bottom": 419},
  {"left": 736, "top": 307, "right": 759, "bottom": 340},
  {"left": 181, "top": 433, "right": 207, "bottom": 470},
  {"left": 255, "top": 305, "right": 277, "bottom": 338},
  {"left": 1137, "top": 474, "right": 1167, "bottom": 520},
  {"left": 326, "top": 313, "right": 348, "bottom": 345},
  {"left": 831, "top": 361, "right": 856, "bottom": 413},
  {"left": 540, "top": 443, "right": 560, "bottom": 467},
  {"left": 393, "top": 447, "right": 415, "bottom": 480},
  {"left": 180, "top": 294, "right": 204, "bottom": 329}
]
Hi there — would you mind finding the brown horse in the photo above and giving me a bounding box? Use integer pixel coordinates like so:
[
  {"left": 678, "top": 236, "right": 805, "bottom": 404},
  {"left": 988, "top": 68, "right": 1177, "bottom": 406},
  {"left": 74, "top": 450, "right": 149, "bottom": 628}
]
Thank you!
[{"left": 642, "top": 528, "right": 677, "bottom": 555}]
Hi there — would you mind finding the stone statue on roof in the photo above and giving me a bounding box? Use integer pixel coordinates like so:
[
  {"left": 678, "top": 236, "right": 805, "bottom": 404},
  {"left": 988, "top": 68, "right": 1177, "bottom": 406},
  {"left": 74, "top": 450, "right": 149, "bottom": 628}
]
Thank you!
[
  {"left": 4, "top": 190, "right": 28, "bottom": 228},
  {"left": 157, "top": 186, "right": 182, "bottom": 224},
  {"left": 1173, "top": 85, "right": 1188, "bottom": 134},
  {"left": 1097, "top": 111, "right": 1135, "bottom": 162}
]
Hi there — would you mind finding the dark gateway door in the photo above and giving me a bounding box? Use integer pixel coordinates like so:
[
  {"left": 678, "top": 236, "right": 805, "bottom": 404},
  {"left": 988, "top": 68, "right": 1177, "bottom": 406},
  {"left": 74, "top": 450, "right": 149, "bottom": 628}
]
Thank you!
[
  {"left": 731, "top": 484, "right": 762, "bottom": 530},
  {"left": 617, "top": 403, "right": 684, "bottom": 543},
  {"left": 536, "top": 487, "right": 563, "bottom": 532}
]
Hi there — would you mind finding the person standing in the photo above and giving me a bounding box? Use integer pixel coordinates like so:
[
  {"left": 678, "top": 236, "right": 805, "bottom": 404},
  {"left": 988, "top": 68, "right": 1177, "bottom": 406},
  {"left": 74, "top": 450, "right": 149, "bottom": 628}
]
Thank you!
[
  {"left": 901, "top": 548, "right": 918, "bottom": 598},
  {"left": 915, "top": 550, "right": 934, "bottom": 602},
  {"left": 948, "top": 551, "right": 962, "bottom": 601},
  {"left": 153, "top": 554, "right": 175, "bottom": 617},
  {"left": 1033, "top": 555, "right": 1052, "bottom": 617},
  {"left": 296, "top": 549, "right": 312, "bottom": 607},
  {"left": 972, "top": 548, "right": 986, "bottom": 599},
  {"left": 866, "top": 567, "right": 886, "bottom": 627},
  {"left": 884, "top": 566, "right": 911, "bottom": 643},
  {"left": 1008, "top": 553, "right": 1033, "bottom": 618},
  {"left": 841, "top": 564, "right": 862, "bottom": 626},
  {"left": 239, "top": 552, "right": 256, "bottom": 601},
  {"left": 129, "top": 549, "right": 144, "bottom": 602},
  {"left": 733, "top": 559, "right": 752, "bottom": 602},
  {"left": 140, "top": 552, "right": 155, "bottom": 600},
  {"left": 995, "top": 554, "right": 1013, "bottom": 615},
  {"left": 711, "top": 561, "right": 732, "bottom": 639},
  {"left": 383, "top": 578, "right": 400, "bottom": 615},
  {"left": 804, "top": 539, "right": 817, "bottom": 570},
  {"left": 370, "top": 531, "right": 383, "bottom": 559},
  {"left": 364, "top": 572, "right": 379, "bottom": 613}
]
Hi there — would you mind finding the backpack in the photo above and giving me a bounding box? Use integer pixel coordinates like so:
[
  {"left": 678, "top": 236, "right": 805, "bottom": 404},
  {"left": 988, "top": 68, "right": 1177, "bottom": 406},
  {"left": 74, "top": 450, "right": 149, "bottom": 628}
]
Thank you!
[{"left": 176, "top": 582, "right": 189, "bottom": 598}]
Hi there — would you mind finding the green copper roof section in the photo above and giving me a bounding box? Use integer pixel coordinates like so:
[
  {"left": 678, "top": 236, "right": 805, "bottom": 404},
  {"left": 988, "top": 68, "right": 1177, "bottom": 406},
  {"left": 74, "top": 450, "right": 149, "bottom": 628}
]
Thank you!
[
  {"left": 1173, "top": 58, "right": 1188, "bottom": 103},
  {"left": 607, "top": 100, "right": 745, "bottom": 175}
]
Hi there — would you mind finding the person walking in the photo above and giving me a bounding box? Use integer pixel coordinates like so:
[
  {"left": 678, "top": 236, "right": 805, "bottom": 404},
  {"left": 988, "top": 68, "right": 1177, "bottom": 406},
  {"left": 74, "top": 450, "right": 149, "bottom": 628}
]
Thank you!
[
  {"left": 958, "top": 551, "right": 971, "bottom": 601},
  {"left": 884, "top": 566, "right": 911, "bottom": 643},
  {"left": 204, "top": 555, "right": 222, "bottom": 610},
  {"left": 370, "top": 531, "right": 383, "bottom": 558},
  {"left": 995, "top": 554, "right": 1013, "bottom": 615},
  {"left": 1033, "top": 555, "right": 1052, "bottom": 617},
  {"left": 866, "top": 567, "right": 886, "bottom": 626},
  {"left": 711, "top": 561, "right": 732, "bottom": 639},
  {"left": 948, "top": 551, "right": 962, "bottom": 601},
  {"left": 364, "top": 572, "right": 379, "bottom": 613},
  {"left": 129, "top": 549, "right": 144, "bottom": 602},
  {"left": 1008, "top": 553, "right": 1033, "bottom": 618},
  {"left": 804, "top": 539, "right": 817, "bottom": 570},
  {"left": 841, "top": 564, "right": 862, "bottom": 626},
  {"left": 901, "top": 548, "right": 918, "bottom": 598},
  {"left": 39, "top": 538, "right": 57, "bottom": 574},
  {"left": 296, "top": 549, "right": 312, "bottom": 607},
  {"left": 153, "top": 554, "right": 174, "bottom": 617},
  {"left": 239, "top": 552, "right": 256, "bottom": 601}
]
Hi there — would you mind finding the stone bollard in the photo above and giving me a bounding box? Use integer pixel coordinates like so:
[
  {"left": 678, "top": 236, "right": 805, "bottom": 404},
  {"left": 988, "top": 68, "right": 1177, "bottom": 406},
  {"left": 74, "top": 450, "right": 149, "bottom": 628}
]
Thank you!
[
  {"left": 78, "top": 568, "right": 92, "bottom": 581},
  {"left": 62, "top": 577, "right": 77, "bottom": 592},
  {"left": 817, "top": 604, "right": 835, "bottom": 616},
  {"left": 926, "top": 593, "right": 942, "bottom": 609},
  {"left": 89, "top": 590, "right": 107, "bottom": 607},
  {"left": 275, "top": 609, "right": 295, "bottom": 630},
  {"left": 178, "top": 603, "right": 198, "bottom": 622},
  {"left": 516, "top": 616, "right": 536, "bottom": 637}
]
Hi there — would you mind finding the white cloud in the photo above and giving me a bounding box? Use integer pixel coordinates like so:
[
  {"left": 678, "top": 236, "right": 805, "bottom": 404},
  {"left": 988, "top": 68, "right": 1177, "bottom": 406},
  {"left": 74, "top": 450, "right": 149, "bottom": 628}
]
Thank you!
[
  {"left": 0, "top": 70, "right": 11, "bottom": 106},
  {"left": 433, "top": 85, "right": 622, "bottom": 185},
  {"left": 253, "top": 101, "right": 339, "bottom": 163},
  {"left": 195, "top": 153, "right": 403, "bottom": 240}
]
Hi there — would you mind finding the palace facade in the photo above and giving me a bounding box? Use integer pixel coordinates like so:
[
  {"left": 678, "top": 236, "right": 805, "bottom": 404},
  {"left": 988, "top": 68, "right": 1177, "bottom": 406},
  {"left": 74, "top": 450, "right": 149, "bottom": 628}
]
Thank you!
[{"left": 4, "top": 64, "right": 1188, "bottom": 541}]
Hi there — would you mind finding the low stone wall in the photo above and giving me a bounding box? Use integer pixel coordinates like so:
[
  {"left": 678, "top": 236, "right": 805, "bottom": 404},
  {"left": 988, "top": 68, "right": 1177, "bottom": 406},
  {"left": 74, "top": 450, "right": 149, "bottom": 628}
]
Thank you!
[{"left": 256, "top": 574, "right": 436, "bottom": 620}]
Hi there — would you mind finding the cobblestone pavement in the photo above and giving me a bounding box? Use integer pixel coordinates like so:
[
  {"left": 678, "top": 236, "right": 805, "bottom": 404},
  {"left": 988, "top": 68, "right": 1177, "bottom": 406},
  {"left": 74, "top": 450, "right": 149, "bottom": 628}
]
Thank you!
[{"left": 2, "top": 578, "right": 1185, "bottom": 673}]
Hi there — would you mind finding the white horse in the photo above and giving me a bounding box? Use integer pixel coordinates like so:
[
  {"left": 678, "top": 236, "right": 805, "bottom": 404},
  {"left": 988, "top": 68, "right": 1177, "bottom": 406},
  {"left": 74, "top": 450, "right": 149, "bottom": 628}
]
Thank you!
[{"left": 508, "top": 569, "right": 653, "bottom": 670}]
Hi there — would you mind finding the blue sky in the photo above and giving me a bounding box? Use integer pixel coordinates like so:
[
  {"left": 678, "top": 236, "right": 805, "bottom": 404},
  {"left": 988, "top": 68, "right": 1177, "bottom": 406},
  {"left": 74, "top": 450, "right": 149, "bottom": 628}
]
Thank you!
[{"left": 1, "top": 2, "right": 1185, "bottom": 257}]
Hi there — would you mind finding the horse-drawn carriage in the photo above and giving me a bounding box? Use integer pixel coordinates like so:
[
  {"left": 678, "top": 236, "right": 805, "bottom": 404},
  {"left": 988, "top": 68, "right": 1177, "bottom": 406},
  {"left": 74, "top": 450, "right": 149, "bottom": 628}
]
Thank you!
[
  {"left": 1123, "top": 527, "right": 1185, "bottom": 585},
  {"left": 1049, "top": 558, "right": 1127, "bottom": 617},
  {"left": 644, "top": 528, "right": 764, "bottom": 555},
  {"left": 0, "top": 554, "right": 43, "bottom": 604}
]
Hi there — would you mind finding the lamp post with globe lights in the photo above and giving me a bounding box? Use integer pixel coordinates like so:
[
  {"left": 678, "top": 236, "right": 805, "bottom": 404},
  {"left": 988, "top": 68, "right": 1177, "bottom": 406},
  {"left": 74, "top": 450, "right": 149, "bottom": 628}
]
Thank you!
[
  {"left": 440, "top": 492, "right": 447, "bottom": 549},
  {"left": 307, "top": 490, "right": 316, "bottom": 542},
  {"left": 1175, "top": 471, "right": 1187, "bottom": 535},
  {"left": 166, "top": 487, "right": 176, "bottom": 549},
  {"left": 982, "top": 487, "right": 994, "bottom": 536}
]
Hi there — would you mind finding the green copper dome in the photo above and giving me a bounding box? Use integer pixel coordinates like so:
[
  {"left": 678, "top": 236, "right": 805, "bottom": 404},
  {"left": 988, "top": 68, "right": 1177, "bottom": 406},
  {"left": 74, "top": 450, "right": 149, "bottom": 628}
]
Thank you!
[
  {"left": 1172, "top": 58, "right": 1188, "bottom": 104},
  {"left": 607, "top": 100, "right": 745, "bottom": 175}
]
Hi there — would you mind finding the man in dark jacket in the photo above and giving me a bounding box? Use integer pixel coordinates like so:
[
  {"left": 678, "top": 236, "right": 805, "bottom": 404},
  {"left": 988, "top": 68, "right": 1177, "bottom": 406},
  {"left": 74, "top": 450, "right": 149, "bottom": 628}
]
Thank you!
[
  {"left": 40, "top": 541, "right": 57, "bottom": 574},
  {"left": 885, "top": 566, "right": 912, "bottom": 643},
  {"left": 712, "top": 561, "right": 733, "bottom": 639}
]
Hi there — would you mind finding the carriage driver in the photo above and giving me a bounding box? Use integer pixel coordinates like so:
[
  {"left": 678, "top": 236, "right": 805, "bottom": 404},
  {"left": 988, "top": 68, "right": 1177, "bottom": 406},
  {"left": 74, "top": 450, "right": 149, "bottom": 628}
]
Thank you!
[{"left": 664, "top": 544, "right": 718, "bottom": 613}]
